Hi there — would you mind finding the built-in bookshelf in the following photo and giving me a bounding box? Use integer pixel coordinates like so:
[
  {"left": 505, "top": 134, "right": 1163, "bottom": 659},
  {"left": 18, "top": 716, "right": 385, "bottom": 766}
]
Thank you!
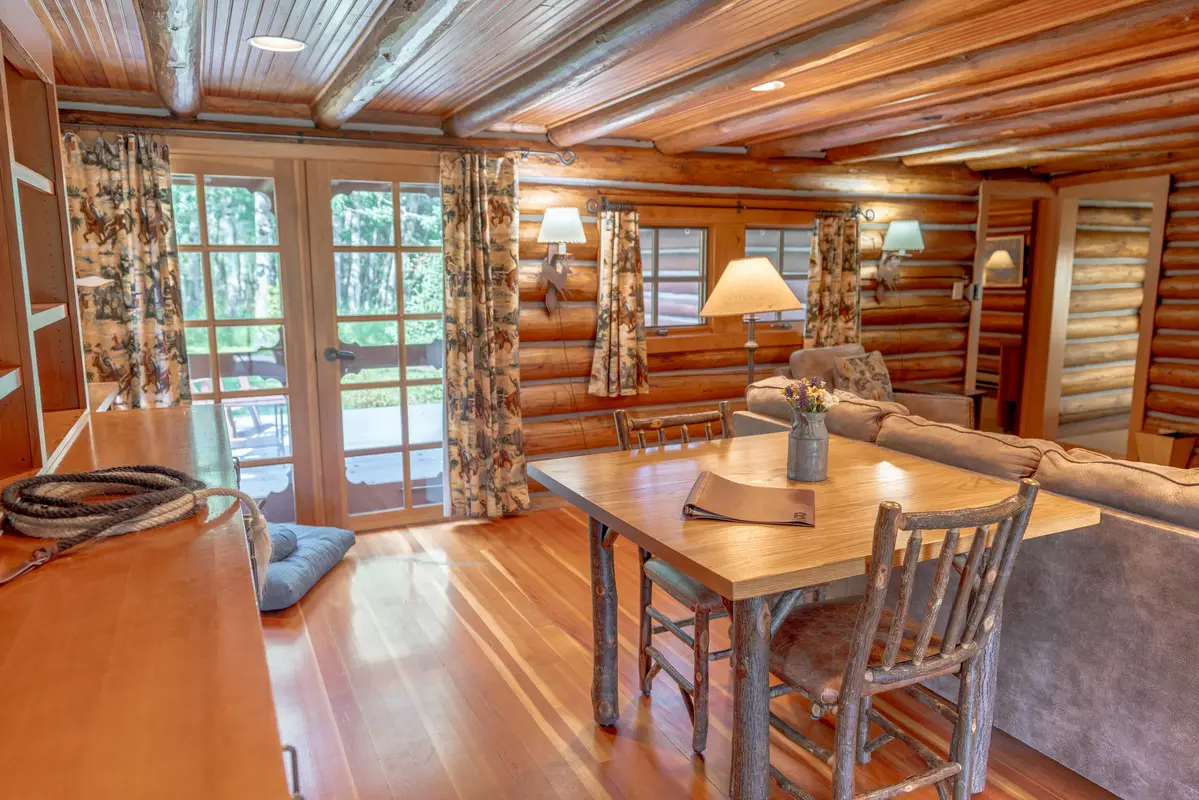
[{"left": 0, "top": 16, "right": 89, "bottom": 483}]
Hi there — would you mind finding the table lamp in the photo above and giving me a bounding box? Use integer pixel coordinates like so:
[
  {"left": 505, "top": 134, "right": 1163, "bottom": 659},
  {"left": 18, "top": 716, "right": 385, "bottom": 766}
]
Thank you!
[{"left": 700, "top": 257, "right": 803, "bottom": 386}]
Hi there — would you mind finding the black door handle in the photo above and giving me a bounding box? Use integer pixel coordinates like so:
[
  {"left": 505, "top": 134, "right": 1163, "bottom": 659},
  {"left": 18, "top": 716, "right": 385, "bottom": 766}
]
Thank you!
[{"left": 323, "top": 347, "right": 355, "bottom": 362}]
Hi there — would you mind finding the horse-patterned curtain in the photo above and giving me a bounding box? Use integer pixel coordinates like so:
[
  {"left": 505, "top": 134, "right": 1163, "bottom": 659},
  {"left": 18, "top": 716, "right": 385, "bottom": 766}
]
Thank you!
[
  {"left": 804, "top": 215, "right": 862, "bottom": 348},
  {"left": 588, "top": 209, "right": 650, "bottom": 397},
  {"left": 62, "top": 131, "right": 190, "bottom": 409},
  {"left": 441, "top": 152, "right": 530, "bottom": 517}
]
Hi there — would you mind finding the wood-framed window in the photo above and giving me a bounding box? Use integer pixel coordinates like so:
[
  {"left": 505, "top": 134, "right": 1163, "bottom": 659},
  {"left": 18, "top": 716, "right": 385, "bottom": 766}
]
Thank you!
[
  {"left": 639, "top": 226, "right": 707, "bottom": 329},
  {"left": 745, "top": 227, "right": 810, "bottom": 323}
]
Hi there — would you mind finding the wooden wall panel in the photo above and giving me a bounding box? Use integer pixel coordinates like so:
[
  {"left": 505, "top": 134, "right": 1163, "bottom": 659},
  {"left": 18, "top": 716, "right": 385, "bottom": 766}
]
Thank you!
[
  {"left": 1142, "top": 174, "right": 1199, "bottom": 464},
  {"left": 1056, "top": 199, "right": 1150, "bottom": 430},
  {"left": 517, "top": 158, "right": 978, "bottom": 473}
]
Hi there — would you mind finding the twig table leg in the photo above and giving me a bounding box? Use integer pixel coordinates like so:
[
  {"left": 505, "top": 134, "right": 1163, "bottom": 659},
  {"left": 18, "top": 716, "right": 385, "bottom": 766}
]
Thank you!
[
  {"left": 968, "top": 604, "right": 1002, "bottom": 794},
  {"left": 730, "top": 596, "right": 771, "bottom": 800},
  {"left": 589, "top": 517, "right": 619, "bottom": 726}
]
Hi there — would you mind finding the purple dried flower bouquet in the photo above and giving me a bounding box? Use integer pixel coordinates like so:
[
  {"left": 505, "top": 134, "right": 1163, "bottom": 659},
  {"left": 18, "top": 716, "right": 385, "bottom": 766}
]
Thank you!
[{"left": 781, "top": 377, "right": 840, "bottom": 414}]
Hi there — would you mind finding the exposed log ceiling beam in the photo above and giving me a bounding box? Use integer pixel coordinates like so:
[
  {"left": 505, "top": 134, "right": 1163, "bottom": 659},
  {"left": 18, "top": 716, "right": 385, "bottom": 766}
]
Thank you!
[
  {"left": 653, "top": 0, "right": 1195, "bottom": 154},
  {"left": 443, "top": 0, "right": 730, "bottom": 139},
  {"left": 827, "top": 85, "right": 1199, "bottom": 163},
  {"left": 312, "top": 0, "right": 466, "bottom": 130},
  {"left": 750, "top": 47, "right": 1199, "bottom": 157},
  {"left": 1025, "top": 148, "right": 1199, "bottom": 175},
  {"left": 900, "top": 112, "right": 1199, "bottom": 167},
  {"left": 967, "top": 134, "right": 1199, "bottom": 171},
  {"left": 545, "top": 0, "right": 973, "bottom": 148},
  {"left": 1053, "top": 153, "right": 1199, "bottom": 186},
  {"left": 134, "top": 0, "right": 201, "bottom": 118}
]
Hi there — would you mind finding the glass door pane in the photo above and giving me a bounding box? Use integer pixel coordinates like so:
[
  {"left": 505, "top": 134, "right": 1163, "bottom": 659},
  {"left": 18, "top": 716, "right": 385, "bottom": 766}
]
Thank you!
[{"left": 312, "top": 165, "right": 445, "bottom": 530}]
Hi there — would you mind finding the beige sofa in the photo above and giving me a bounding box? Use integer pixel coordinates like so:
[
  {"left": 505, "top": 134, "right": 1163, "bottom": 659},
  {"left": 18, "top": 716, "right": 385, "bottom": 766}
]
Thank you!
[
  {"left": 734, "top": 396, "right": 1199, "bottom": 800},
  {"left": 771, "top": 343, "right": 976, "bottom": 428}
]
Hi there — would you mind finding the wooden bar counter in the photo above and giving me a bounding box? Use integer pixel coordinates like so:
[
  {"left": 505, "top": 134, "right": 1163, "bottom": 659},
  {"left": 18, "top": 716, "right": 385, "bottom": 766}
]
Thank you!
[{"left": 0, "top": 406, "right": 289, "bottom": 799}]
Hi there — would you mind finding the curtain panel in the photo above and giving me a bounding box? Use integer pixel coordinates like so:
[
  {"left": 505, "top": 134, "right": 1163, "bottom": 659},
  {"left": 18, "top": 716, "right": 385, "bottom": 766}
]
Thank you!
[
  {"left": 62, "top": 131, "right": 190, "bottom": 409},
  {"left": 804, "top": 215, "right": 862, "bottom": 348},
  {"left": 441, "top": 152, "right": 530, "bottom": 517},
  {"left": 589, "top": 209, "right": 650, "bottom": 397}
]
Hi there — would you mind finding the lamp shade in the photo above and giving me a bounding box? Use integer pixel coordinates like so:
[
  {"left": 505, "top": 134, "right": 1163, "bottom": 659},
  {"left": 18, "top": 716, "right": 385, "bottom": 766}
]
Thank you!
[
  {"left": 985, "top": 249, "right": 1015, "bottom": 269},
  {"left": 537, "top": 207, "right": 586, "bottom": 244},
  {"left": 700, "top": 257, "right": 804, "bottom": 317},
  {"left": 881, "top": 220, "right": 924, "bottom": 253}
]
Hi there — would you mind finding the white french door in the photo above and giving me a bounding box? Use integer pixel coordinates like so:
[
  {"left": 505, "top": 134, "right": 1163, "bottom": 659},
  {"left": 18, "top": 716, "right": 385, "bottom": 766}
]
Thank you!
[{"left": 306, "top": 161, "right": 447, "bottom": 531}]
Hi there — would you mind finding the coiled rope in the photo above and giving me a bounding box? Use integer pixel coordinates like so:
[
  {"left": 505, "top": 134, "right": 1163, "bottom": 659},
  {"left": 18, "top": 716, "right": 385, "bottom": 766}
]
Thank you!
[{"left": 0, "top": 465, "right": 270, "bottom": 596}]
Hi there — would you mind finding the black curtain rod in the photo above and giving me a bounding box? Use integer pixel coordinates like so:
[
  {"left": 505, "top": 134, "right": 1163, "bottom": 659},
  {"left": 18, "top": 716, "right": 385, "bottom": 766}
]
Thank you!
[
  {"left": 586, "top": 195, "right": 875, "bottom": 219},
  {"left": 61, "top": 121, "right": 578, "bottom": 166}
]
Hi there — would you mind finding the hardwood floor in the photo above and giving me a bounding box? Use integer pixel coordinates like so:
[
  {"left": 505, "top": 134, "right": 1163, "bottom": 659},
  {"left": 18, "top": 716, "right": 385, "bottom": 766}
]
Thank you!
[{"left": 261, "top": 507, "right": 1118, "bottom": 800}]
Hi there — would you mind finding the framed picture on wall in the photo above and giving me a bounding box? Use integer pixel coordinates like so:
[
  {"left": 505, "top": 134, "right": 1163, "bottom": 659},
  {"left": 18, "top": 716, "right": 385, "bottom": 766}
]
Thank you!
[{"left": 982, "top": 235, "right": 1024, "bottom": 287}]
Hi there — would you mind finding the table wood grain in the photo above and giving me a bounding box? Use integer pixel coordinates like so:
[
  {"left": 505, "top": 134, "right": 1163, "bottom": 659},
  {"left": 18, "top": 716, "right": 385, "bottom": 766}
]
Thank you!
[
  {"left": 0, "top": 406, "right": 290, "bottom": 799},
  {"left": 530, "top": 432, "right": 1101, "bottom": 600}
]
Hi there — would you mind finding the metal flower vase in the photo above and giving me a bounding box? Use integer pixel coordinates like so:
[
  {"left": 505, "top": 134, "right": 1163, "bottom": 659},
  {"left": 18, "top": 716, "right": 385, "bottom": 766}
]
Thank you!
[{"left": 788, "top": 411, "right": 829, "bottom": 482}]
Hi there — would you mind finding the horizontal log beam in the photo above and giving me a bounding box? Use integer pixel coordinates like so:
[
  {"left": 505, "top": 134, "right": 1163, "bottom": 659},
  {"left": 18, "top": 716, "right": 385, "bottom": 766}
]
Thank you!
[
  {"left": 522, "top": 370, "right": 766, "bottom": 418},
  {"left": 981, "top": 312, "right": 1024, "bottom": 334},
  {"left": 885, "top": 354, "right": 965, "bottom": 382},
  {"left": 1147, "top": 389, "right": 1199, "bottom": 418},
  {"left": 312, "top": 0, "right": 466, "bottom": 129},
  {"left": 1066, "top": 314, "right": 1140, "bottom": 339},
  {"left": 1059, "top": 390, "right": 1132, "bottom": 424},
  {"left": 1167, "top": 217, "right": 1199, "bottom": 239},
  {"left": 135, "top": 0, "right": 201, "bottom": 118},
  {"left": 1149, "top": 362, "right": 1199, "bottom": 390},
  {"left": 1163, "top": 247, "right": 1199, "bottom": 270},
  {"left": 545, "top": 0, "right": 955, "bottom": 147},
  {"left": 1068, "top": 288, "right": 1145, "bottom": 315},
  {"left": 861, "top": 296, "right": 971, "bottom": 326},
  {"left": 982, "top": 293, "right": 1026, "bottom": 313},
  {"left": 524, "top": 399, "right": 747, "bottom": 456},
  {"left": 1074, "top": 229, "right": 1150, "bottom": 259},
  {"left": 1064, "top": 337, "right": 1138, "bottom": 368},
  {"left": 860, "top": 229, "right": 976, "bottom": 261},
  {"left": 444, "top": 0, "right": 729, "bottom": 138},
  {"left": 1170, "top": 188, "right": 1199, "bottom": 211},
  {"left": 1158, "top": 275, "right": 1199, "bottom": 299},
  {"left": 654, "top": 0, "right": 1184, "bottom": 155},
  {"left": 1060, "top": 363, "right": 1136, "bottom": 396},
  {"left": 1152, "top": 333, "right": 1199, "bottom": 359},
  {"left": 520, "top": 305, "right": 597, "bottom": 342},
  {"left": 519, "top": 344, "right": 793, "bottom": 382},
  {"left": 1072, "top": 263, "right": 1146, "bottom": 285},
  {"left": 1154, "top": 304, "right": 1199, "bottom": 331},
  {"left": 519, "top": 264, "right": 599, "bottom": 304},
  {"left": 899, "top": 110, "right": 1199, "bottom": 167},
  {"left": 861, "top": 327, "right": 968, "bottom": 356},
  {"left": 752, "top": 49, "right": 1199, "bottom": 157},
  {"left": 1076, "top": 206, "right": 1155, "bottom": 227}
]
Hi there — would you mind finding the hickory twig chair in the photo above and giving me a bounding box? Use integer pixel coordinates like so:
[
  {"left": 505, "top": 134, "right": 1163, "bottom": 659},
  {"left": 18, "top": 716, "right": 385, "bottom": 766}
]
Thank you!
[
  {"left": 613, "top": 401, "right": 735, "bottom": 754},
  {"left": 766, "top": 478, "right": 1040, "bottom": 800}
]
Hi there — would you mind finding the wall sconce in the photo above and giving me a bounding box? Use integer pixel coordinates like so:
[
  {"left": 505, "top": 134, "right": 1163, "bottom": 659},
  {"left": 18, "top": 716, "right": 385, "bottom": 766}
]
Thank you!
[
  {"left": 876, "top": 219, "right": 924, "bottom": 303},
  {"left": 536, "top": 207, "right": 586, "bottom": 313}
]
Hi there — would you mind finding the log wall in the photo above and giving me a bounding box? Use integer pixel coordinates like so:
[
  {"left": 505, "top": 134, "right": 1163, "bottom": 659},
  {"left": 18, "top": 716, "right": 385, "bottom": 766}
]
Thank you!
[
  {"left": 516, "top": 149, "right": 980, "bottom": 480},
  {"left": 1056, "top": 199, "right": 1152, "bottom": 434},
  {"left": 977, "top": 197, "right": 1033, "bottom": 390},
  {"left": 1144, "top": 175, "right": 1199, "bottom": 468}
]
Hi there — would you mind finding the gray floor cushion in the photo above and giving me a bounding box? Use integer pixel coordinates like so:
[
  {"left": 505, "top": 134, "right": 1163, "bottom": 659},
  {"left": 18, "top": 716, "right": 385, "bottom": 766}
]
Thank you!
[
  {"left": 261, "top": 523, "right": 355, "bottom": 612},
  {"left": 269, "top": 525, "right": 298, "bottom": 562}
]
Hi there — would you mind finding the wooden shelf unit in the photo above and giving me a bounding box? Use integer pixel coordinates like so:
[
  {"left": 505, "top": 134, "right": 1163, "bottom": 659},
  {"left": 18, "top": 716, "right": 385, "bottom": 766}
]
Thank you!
[{"left": 0, "top": 10, "right": 89, "bottom": 483}]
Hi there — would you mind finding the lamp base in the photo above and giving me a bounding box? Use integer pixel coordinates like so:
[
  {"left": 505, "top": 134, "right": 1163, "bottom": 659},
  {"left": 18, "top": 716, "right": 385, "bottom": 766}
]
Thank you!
[{"left": 745, "top": 314, "right": 759, "bottom": 388}]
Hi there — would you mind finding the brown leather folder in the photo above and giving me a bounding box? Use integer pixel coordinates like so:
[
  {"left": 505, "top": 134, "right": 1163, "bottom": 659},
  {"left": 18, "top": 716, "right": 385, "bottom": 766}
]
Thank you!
[{"left": 682, "top": 471, "right": 816, "bottom": 526}]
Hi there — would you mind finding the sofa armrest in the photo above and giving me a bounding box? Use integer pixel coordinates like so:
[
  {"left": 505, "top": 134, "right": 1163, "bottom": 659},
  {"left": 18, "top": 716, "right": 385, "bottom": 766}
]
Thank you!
[
  {"left": 893, "top": 391, "right": 975, "bottom": 429},
  {"left": 733, "top": 410, "right": 790, "bottom": 437}
]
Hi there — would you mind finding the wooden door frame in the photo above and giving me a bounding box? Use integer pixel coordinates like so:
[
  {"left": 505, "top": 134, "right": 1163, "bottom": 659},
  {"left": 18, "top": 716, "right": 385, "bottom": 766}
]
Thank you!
[{"left": 1017, "top": 174, "right": 1170, "bottom": 446}]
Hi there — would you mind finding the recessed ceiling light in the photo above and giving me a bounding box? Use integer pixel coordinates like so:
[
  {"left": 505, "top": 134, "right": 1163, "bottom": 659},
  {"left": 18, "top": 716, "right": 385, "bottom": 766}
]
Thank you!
[
  {"left": 750, "top": 80, "right": 785, "bottom": 92},
  {"left": 248, "top": 36, "right": 306, "bottom": 53}
]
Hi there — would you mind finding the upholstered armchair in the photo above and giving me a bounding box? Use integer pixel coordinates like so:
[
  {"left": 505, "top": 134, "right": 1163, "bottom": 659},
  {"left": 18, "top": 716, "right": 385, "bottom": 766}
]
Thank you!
[{"left": 739, "top": 343, "right": 977, "bottom": 433}]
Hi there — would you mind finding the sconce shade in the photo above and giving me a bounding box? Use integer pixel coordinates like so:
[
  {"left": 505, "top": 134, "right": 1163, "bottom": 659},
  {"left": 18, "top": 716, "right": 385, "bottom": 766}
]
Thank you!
[
  {"left": 882, "top": 220, "right": 925, "bottom": 253},
  {"left": 537, "top": 207, "right": 586, "bottom": 244},
  {"left": 700, "top": 257, "right": 804, "bottom": 317},
  {"left": 986, "top": 249, "right": 1015, "bottom": 269}
]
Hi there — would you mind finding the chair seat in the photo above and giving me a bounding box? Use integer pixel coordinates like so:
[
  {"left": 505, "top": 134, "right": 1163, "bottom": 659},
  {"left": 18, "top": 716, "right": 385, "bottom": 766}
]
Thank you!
[
  {"left": 643, "top": 558, "right": 725, "bottom": 613},
  {"left": 770, "top": 598, "right": 955, "bottom": 706}
]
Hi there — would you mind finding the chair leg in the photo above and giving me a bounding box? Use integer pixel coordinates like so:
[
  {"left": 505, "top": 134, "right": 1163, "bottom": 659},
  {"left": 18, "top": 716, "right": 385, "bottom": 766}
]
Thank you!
[
  {"left": 856, "top": 695, "right": 872, "bottom": 765},
  {"left": 638, "top": 548, "right": 654, "bottom": 696},
  {"left": 952, "top": 657, "right": 981, "bottom": 800},
  {"left": 691, "top": 608, "right": 710, "bottom": 754},
  {"left": 833, "top": 695, "right": 859, "bottom": 800}
]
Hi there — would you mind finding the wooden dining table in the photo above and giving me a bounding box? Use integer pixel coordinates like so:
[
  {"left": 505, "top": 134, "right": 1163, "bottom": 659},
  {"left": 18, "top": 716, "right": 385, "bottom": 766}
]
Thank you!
[{"left": 528, "top": 431, "right": 1101, "bottom": 799}]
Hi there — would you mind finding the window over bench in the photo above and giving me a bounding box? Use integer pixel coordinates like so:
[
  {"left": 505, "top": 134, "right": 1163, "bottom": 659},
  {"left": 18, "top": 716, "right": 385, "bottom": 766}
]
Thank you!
[
  {"left": 745, "top": 228, "right": 809, "bottom": 323},
  {"left": 639, "top": 226, "right": 707, "bottom": 329}
]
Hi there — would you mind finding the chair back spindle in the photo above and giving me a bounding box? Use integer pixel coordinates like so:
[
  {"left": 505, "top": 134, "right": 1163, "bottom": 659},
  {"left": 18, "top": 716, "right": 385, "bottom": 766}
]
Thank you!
[
  {"left": 850, "top": 479, "right": 1039, "bottom": 691},
  {"left": 614, "top": 401, "right": 734, "bottom": 452}
]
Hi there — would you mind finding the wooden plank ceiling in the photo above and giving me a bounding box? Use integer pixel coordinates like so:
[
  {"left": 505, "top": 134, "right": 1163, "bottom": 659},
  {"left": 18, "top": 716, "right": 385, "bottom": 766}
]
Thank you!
[{"left": 29, "top": 0, "right": 1199, "bottom": 176}]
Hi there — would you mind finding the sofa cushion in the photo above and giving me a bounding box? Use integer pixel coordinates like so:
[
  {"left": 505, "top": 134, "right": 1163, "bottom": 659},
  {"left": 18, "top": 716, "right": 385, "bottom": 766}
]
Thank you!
[
  {"left": 833, "top": 351, "right": 894, "bottom": 402},
  {"left": 827, "top": 390, "right": 908, "bottom": 443},
  {"left": 789, "top": 343, "right": 866, "bottom": 385},
  {"left": 1034, "top": 448, "right": 1199, "bottom": 529},
  {"left": 746, "top": 376, "right": 794, "bottom": 420},
  {"left": 877, "top": 415, "right": 1063, "bottom": 481},
  {"left": 261, "top": 523, "right": 355, "bottom": 612}
]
